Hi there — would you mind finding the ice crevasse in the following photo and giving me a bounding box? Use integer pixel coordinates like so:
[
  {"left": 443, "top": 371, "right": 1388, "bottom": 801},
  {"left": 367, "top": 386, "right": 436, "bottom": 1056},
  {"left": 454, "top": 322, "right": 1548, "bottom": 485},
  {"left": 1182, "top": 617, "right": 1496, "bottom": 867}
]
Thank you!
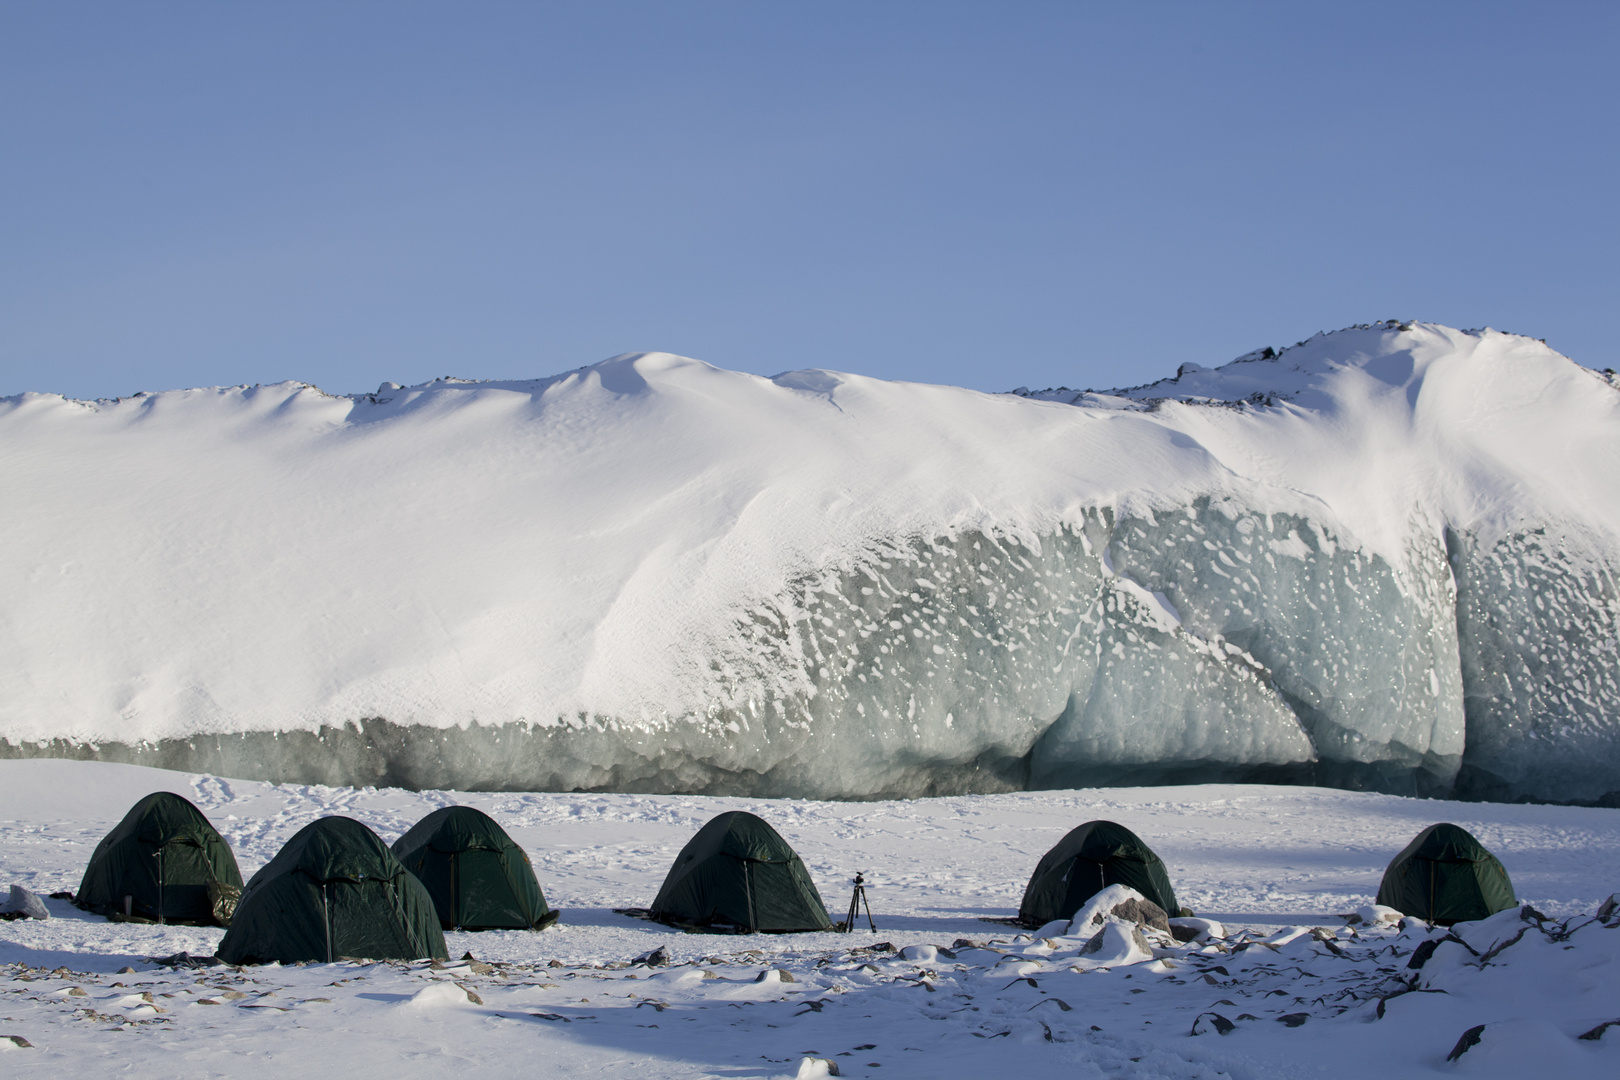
[{"left": 1, "top": 322, "right": 1616, "bottom": 803}]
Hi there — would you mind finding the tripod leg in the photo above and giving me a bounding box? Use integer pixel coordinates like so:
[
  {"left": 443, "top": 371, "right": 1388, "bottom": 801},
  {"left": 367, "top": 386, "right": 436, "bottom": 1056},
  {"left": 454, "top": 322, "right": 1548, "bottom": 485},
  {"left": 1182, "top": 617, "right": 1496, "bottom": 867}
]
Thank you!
[{"left": 859, "top": 886, "right": 876, "bottom": 932}]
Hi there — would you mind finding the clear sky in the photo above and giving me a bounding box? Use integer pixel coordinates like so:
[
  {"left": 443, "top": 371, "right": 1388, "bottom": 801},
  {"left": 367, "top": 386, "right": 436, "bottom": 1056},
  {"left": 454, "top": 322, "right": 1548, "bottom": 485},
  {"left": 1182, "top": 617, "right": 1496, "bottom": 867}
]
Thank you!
[{"left": 2, "top": 1, "right": 1615, "bottom": 400}]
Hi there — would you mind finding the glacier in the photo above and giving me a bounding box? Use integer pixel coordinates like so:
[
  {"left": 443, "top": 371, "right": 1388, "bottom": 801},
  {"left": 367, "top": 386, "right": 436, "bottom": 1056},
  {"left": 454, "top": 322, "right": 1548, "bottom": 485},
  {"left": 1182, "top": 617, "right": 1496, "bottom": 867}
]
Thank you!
[{"left": 1, "top": 321, "right": 1617, "bottom": 803}]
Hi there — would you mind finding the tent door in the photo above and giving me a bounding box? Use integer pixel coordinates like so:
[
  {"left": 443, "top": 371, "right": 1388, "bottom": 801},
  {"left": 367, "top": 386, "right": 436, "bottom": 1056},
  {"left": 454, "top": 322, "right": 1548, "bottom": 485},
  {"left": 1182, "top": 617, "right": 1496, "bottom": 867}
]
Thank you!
[
  {"left": 322, "top": 884, "right": 333, "bottom": 963},
  {"left": 1064, "top": 857, "right": 1106, "bottom": 916},
  {"left": 1085, "top": 859, "right": 1106, "bottom": 899}
]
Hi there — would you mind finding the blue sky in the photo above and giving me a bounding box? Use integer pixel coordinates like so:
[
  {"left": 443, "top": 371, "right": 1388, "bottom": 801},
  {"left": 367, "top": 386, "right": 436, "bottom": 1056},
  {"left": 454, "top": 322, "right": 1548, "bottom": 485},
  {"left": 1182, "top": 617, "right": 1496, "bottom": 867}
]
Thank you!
[{"left": 2, "top": 1, "right": 1615, "bottom": 400}]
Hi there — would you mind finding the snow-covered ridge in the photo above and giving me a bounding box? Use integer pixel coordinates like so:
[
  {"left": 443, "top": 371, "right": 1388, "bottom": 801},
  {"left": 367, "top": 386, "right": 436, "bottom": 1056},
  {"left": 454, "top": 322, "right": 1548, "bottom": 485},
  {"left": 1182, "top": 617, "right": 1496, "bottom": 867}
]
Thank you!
[{"left": 2, "top": 324, "right": 1617, "bottom": 801}]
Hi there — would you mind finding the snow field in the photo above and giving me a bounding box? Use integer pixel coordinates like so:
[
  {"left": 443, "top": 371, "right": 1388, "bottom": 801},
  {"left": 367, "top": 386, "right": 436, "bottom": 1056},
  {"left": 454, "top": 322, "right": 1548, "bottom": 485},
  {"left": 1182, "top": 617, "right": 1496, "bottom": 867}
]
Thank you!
[{"left": 2, "top": 760, "right": 1618, "bottom": 1077}]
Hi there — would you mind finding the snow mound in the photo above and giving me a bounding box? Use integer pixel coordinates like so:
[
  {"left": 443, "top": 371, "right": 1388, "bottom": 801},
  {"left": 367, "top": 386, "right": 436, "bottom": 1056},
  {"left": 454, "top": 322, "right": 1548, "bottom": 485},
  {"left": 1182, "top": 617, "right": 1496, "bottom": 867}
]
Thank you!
[
  {"left": 1076, "top": 919, "right": 1155, "bottom": 967},
  {"left": 2, "top": 324, "right": 1618, "bottom": 800},
  {"left": 402, "top": 982, "right": 479, "bottom": 1008}
]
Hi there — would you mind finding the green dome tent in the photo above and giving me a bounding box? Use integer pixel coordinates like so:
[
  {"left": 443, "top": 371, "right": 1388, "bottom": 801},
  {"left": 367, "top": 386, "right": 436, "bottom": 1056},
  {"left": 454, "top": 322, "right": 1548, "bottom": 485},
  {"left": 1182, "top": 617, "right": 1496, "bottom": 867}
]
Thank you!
[
  {"left": 650, "top": 811, "right": 832, "bottom": 933},
  {"left": 392, "top": 806, "right": 557, "bottom": 931},
  {"left": 1019, "top": 820, "right": 1179, "bottom": 928},
  {"left": 75, "top": 792, "right": 243, "bottom": 925},
  {"left": 1376, "top": 823, "right": 1517, "bottom": 925},
  {"left": 218, "top": 816, "right": 448, "bottom": 964}
]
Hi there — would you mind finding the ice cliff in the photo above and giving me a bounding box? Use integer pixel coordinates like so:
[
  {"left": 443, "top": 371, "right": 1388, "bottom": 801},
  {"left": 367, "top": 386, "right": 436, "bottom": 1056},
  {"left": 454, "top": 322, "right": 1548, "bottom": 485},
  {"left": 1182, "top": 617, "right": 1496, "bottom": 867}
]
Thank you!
[{"left": 2, "top": 322, "right": 1616, "bottom": 802}]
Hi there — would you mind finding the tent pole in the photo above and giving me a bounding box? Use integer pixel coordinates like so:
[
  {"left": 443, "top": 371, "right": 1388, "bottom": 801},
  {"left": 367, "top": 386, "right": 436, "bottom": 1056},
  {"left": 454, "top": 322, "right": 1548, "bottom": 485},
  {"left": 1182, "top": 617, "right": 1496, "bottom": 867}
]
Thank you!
[
  {"left": 1430, "top": 861, "right": 1438, "bottom": 924},
  {"left": 156, "top": 847, "right": 165, "bottom": 926},
  {"left": 323, "top": 884, "right": 333, "bottom": 964},
  {"left": 745, "top": 861, "right": 757, "bottom": 933}
]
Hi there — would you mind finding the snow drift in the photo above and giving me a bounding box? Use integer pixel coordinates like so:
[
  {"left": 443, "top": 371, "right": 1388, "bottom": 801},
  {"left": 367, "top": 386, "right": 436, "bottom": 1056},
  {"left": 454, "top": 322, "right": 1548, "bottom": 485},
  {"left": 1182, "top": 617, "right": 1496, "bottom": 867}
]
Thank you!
[{"left": 1, "top": 322, "right": 1617, "bottom": 802}]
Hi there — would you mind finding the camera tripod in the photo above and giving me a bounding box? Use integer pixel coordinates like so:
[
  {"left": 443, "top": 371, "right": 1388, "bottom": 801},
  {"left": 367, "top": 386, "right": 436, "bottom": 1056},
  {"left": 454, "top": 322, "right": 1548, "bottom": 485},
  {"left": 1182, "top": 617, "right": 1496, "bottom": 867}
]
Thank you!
[{"left": 841, "top": 872, "right": 876, "bottom": 933}]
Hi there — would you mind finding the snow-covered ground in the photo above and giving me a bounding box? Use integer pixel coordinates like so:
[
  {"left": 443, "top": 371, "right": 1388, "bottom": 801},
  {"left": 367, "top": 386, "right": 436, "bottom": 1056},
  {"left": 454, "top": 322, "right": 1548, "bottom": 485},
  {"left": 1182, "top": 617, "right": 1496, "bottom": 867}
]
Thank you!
[{"left": 3, "top": 760, "right": 1616, "bottom": 1077}]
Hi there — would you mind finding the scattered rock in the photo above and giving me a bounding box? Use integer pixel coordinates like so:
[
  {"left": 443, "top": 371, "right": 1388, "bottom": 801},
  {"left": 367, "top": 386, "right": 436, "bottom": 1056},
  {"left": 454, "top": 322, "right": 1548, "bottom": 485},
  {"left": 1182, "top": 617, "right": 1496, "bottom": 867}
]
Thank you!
[
  {"left": 1406, "top": 939, "right": 1442, "bottom": 969},
  {"left": 149, "top": 952, "right": 222, "bottom": 969},
  {"left": 1446, "top": 1024, "right": 1486, "bottom": 1062},
  {"left": 848, "top": 942, "right": 894, "bottom": 957},
  {"left": 795, "top": 1056, "right": 841, "bottom": 1078},
  {"left": 1, "top": 885, "right": 49, "bottom": 921},
  {"left": 1066, "top": 885, "right": 1164, "bottom": 936},
  {"left": 1109, "top": 897, "right": 1171, "bottom": 934},
  {"left": 1169, "top": 917, "right": 1225, "bottom": 943},
  {"left": 454, "top": 953, "right": 495, "bottom": 974},
  {"left": 754, "top": 968, "right": 795, "bottom": 983},
  {"left": 1578, "top": 1018, "right": 1620, "bottom": 1041},
  {"left": 1342, "top": 904, "right": 1403, "bottom": 927},
  {"left": 633, "top": 947, "right": 669, "bottom": 968},
  {"left": 1028, "top": 997, "right": 1073, "bottom": 1012},
  {"left": 0, "top": 1035, "right": 34, "bottom": 1049}
]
